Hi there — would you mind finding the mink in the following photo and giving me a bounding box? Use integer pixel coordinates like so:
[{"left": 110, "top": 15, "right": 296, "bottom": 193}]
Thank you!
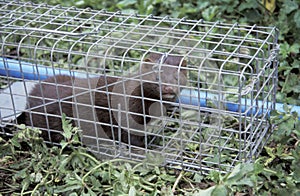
[{"left": 18, "top": 53, "right": 187, "bottom": 147}]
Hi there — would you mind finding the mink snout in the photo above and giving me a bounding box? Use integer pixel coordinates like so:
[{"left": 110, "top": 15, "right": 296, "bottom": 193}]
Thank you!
[{"left": 162, "top": 85, "right": 177, "bottom": 94}]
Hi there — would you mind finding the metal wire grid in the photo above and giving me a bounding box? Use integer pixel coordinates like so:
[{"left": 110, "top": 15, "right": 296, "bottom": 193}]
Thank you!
[{"left": 0, "top": 0, "right": 279, "bottom": 173}]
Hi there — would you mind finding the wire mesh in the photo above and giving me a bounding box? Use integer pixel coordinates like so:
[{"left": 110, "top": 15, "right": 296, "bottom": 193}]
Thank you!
[{"left": 0, "top": 0, "right": 279, "bottom": 174}]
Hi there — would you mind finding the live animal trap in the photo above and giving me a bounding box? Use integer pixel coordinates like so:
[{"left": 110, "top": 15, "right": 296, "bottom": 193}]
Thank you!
[{"left": 0, "top": 0, "right": 279, "bottom": 174}]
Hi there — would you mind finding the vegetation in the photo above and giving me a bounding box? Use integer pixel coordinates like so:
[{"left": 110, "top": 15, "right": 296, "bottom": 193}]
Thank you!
[
  {"left": 1, "top": 107, "right": 299, "bottom": 195},
  {"left": 1, "top": 0, "right": 299, "bottom": 195}
]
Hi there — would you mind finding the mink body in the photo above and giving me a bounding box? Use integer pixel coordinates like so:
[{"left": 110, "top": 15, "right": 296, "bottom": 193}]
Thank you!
[{"left": 18, "top": 53, "right": 187, "bottom": 147}]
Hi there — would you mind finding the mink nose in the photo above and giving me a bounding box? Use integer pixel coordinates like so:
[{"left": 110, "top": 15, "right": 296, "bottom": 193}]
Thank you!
[{"left": 162, "top": 85, "right": 176, "bottom": 94}]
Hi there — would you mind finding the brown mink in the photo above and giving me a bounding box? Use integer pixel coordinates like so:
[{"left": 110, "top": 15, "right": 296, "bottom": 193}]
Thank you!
[{"left": 18, "top": 53, "right": 187, "bottom": 147}]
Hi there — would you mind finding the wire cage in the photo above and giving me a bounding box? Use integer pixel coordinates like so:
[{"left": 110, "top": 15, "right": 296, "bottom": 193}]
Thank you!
[{"left": 0, "top": 0, "right": 279, "bottom": 174}]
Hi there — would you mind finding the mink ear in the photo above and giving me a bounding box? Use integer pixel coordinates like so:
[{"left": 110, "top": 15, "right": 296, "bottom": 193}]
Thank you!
[
  {"left": 142, "top": 58, "right": 155, "bottom": 70},
  {"left": 144, "top": 58, "right": 153, "bottom": 63}
]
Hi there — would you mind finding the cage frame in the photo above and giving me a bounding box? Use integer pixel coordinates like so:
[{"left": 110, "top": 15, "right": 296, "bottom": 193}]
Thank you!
[{"left": 0, "top": 0, "right": 279, "bottom": 174}]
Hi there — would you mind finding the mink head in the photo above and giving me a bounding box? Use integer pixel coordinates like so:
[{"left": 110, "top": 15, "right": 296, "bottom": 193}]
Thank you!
[{"left": 139, "top": 53, "right": 187, "bottom": 100}]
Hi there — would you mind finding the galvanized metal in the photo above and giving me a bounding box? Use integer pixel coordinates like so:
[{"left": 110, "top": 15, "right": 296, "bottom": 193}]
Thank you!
[{"left": 0, "top": 0, "right": 279, "bottom": 174}]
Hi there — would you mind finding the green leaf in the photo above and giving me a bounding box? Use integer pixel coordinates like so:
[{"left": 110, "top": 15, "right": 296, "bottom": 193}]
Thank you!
[
  {"left": 225, "top": 163, "right": 254, "bottom": 186},
  {"left": 211, "top": 185, "right": 228, "bottom": 196},
  {"left": 231, "top": 177, "right": 254, "bottom": 186},
  {"left": 196, "top": 1, "right": 210, "bottom": 10},
  {"left": 10, "top": 136, "right": 21, "bottom": 148},
  {"left": 69, "top": 193, "right": 78, "bottom": 196},
  {"left": 202, "top": 6, "right": 219, "bottom": 21},
  {"left": 194, "top": 186, "right": 216, "bottom": 196},
  {"left": 16, "top": 124, "right": 27, "bottom": 130},
  {"left": 54, "top": 184, "right": 83, "bottom": 193},
  {"left": 290, "top": 43, "right": 300, "bottom": 54},
  {"left": 117, "top": 0, "right": 137, "bottom": 9},
  {"left": 129, "top": 186, "right": 136, "bottom": 196},
  {"left": 294, "top": 10, "right": 300, "bottom": 28},
  {"left": 160, "top": 173, "right": 176, "bottom": 182},
  {"left": 283, "top": 103, "right": 290, "bottom": 112},
  {"left": 74, "top": 0, "right": 84, "bottom": 6},
  {"left": 193, "top": 173, "right": 204, "bottom": 183},
  {"left": 279, "top": 42, "right": 298, "bottom": 59},
  {"left": 35, "top": 172, "right": 43, "bottom": 183},
  {"left": 282, "top": 0, "right": 299, "bottom": 14},
  {"left": 207, "top": 170, "right": 221, "bottom": 183},
  {"left": 238, "top": 0, "right": 258, "bottom": 11},
  {"left": 242, "top": 9, "right": 262, "bottom": 23}
]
